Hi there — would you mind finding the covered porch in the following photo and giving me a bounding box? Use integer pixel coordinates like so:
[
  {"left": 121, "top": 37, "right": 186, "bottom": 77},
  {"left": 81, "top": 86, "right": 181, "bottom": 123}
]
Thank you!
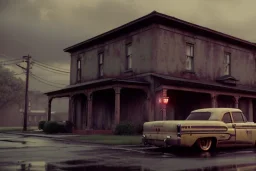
[
  {"left": 153, "top": 74, "right": 256, "bottom": 122},
  {"left": 45, "top": 79, "right": 150, "bottom": 134}
]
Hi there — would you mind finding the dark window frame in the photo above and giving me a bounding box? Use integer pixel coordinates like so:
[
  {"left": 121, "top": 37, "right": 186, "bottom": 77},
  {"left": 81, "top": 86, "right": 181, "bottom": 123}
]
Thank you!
[
  {"left": 76, "top": 58, "right": 81, "bottom": 83},
  {"left": 185, "top": 43, "right": 194, "bottom": 71},
  {"left": 98, "top": 52, "right": 104, "bottom": 78},
  {"left": 126, "top": 43, "right": 132, "bottom": 70},
  {"left": 224, "top": 52, "right": 231, "bottom": 76}
]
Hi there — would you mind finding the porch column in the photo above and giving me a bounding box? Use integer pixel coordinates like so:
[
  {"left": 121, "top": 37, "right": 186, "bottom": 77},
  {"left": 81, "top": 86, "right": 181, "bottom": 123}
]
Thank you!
[
  {"left": 82, "top": 93, "right": 87, "bottom": 129},
  {"left": 162, "top": 88, "right": 167, "bottom": 120},
  {"left": 234, "top": 96, "right": 240, "bottom": 108},
  {"left": 47, "top": 97, "right": 53, "bottom": 121},
  {"left": 249, "top": 99, "right": 253, "bottom": 122},
  {"left": 68, "top": 96, "right": 74, "bottom": 122},
  {"left": 87, "top": 92, "right": 93, "bottom": 129},
  {"left": 145, "top": 91, "right": 153, "bottom": 121},
  {"left": 114, "top": 87, "right": 121, "bottom": 126},
  {"left": 211, "top": 93, "right": 218, "bottom": 108}
]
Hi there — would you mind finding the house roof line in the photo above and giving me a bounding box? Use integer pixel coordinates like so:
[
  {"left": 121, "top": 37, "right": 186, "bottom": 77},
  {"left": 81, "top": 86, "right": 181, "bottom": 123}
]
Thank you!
[{"left": 64, "top": 11, "right": 256, "bottom": 53}]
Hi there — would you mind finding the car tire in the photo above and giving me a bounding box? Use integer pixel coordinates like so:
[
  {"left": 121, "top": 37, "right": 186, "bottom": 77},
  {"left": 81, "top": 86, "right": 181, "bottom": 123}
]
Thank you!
[{"left": 196, "top": 138, "right": 213, "bottom": 152}]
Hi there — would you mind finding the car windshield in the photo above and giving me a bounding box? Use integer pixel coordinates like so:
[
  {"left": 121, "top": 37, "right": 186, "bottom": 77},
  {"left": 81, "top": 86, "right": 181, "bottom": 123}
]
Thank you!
[{"left": 186, "top": 112, "right": 212, "bottom": 120}]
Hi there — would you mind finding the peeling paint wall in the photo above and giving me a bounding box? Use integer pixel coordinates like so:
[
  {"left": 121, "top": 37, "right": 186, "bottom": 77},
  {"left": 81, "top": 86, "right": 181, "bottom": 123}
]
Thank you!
[
  {"left": 154, "top": 25, "right": 256, "bottom": 86},
  {"left": 69, "top": 25, "right": 155, "bottom": 85}
]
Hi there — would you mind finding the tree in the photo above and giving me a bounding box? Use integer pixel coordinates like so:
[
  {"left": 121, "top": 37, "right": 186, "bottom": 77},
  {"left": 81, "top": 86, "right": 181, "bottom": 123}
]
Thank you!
[{"left": 0, "top": 65, "right": 25, "bottom": 110}]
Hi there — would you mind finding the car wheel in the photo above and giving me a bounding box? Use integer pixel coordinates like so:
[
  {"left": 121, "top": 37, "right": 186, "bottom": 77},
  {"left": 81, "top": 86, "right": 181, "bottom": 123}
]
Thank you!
[{"left": 197, "top": 138, "right": 213, "bottom": 151}]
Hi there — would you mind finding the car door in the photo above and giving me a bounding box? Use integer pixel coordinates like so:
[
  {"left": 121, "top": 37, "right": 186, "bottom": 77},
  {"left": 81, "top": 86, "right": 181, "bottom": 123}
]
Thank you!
[
  {"left": 218, "top": 112, "right": 236, "bottom": 147},
  {"left": 231, "top": 111, "right": 251, "bottom": 146}
]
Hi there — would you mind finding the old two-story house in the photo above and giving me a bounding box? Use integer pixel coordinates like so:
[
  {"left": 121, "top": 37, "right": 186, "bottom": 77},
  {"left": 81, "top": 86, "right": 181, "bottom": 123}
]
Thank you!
[{"left": 45, "top": 11, "right": 256, "bottom": 133}]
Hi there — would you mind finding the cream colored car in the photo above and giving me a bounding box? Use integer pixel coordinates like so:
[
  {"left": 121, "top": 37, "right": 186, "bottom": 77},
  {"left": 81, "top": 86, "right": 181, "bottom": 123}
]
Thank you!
[{"left": 142, "top": 108, "right": 256, "bottom": 151}]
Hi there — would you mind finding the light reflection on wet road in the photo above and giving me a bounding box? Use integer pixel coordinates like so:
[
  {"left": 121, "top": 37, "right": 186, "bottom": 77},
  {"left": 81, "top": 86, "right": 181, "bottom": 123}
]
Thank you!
[{"left": 0, "top": 133, "right": 256, "bottom": 171}]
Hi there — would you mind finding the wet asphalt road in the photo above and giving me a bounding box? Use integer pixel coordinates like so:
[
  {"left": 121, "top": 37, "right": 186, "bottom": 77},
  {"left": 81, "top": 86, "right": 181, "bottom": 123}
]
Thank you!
[{"left": 0, "top": 133, "right": 256, "bottom": 171}]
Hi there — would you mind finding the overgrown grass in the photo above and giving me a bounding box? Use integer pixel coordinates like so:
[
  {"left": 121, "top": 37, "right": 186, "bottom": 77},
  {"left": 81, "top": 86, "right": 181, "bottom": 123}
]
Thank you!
[
  {"left": 64, "top": 135, "right": 142, "bottom": 145},
  {"left": 0, "top": 127, "right": 37, "bottom": 132}
]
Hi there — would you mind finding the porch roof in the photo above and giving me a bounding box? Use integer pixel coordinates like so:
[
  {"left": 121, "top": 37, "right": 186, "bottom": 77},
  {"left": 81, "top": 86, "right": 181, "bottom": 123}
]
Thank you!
[
  {"left": 152, "top": 73, "right": 256, "bottom": 95},
  {"left": 44, "top": 78, "right": 149, "bottom": 97}
]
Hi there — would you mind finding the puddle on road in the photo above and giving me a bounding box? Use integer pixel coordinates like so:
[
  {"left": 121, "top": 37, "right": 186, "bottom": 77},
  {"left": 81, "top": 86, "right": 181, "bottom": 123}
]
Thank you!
[
  {"left": 47, "top": 159, "right": 153, "bottom": 171},
  {"left": 181, "top": 162, "right": 256, "bottom": 171},
  {"left": 0, "top": 161, "right": 46, "bottom": 171},
  {"left": 48, "top": 165, "right": 153, "bottom": 171},
  {"left": 0, "top": 139, "right": 27, "bottom": 144},
  {"left": 1, "top": 160, "right": 256, "bottom": 171},
  {"left": 141, "top": 146, "right": 256, "bottom": 158},
  {"left": 0, "top": 160, "right": 153, "bottom": 171}
]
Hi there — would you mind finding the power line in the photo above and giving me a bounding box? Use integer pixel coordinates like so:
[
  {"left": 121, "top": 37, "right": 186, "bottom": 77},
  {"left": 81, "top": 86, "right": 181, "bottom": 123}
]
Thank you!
[
  {"left": 0, "top": 59, "right": 23, "bottom": 65},
  {"left": 32, "top": 61, "right": 70, "bottom": 73},
  {"left": 14, "top": 72, "right": 25, "bottom": 76},
  {"left": 32, "top": 62, "right": 69, "bottom": 75},
  {"left": 30, "top": 74, "right": 64, "bottom": 89},
  {"left": 32, "top": 59, "right": 70, "bottom": 72},
  {"left": 0, "top": 54, "right": 22, "bottom": 62},
  {"left": 30, "top": 72, "right": 68, "bottom": 86}
]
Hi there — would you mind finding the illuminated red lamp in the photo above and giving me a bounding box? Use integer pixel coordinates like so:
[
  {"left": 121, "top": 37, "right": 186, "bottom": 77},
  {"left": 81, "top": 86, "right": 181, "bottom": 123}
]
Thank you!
[
  {"left": 159, "top": 97, "right": 169, "bottom": 104},
  {"left": 162, "top": 97, "right": 169, "bottom": 104}
]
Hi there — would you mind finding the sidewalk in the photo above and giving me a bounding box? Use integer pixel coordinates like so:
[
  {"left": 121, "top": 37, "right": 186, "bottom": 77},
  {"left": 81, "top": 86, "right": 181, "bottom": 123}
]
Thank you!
[
  {"left": 1, "top": 131, "right": 143, "bottom": 147},
  {"left": 0, "top": 131, "right": 80, "bottom": 140}
]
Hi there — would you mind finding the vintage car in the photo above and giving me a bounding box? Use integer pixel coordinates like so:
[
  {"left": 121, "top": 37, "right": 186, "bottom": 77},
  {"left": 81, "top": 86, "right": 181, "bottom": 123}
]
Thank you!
[{"left": 142, "top": 108, "right": 256, "bottom": 151}]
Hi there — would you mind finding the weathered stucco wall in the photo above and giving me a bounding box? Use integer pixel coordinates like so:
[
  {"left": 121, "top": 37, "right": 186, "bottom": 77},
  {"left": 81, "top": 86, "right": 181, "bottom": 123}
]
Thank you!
[
  {"left": 69, "top": 25, "right": 155, "bottom": 84},
  {"left": 154, "top": 25, "right": 256, "bottom": 86},
  {"left": 120, "top": 88, "right": 147, "bottom": 124}
]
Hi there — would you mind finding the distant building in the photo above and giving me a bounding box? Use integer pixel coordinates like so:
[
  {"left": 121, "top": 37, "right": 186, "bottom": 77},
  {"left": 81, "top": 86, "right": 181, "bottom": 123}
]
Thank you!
[
  {"left": 45, "top": 11, "right": 256, "bottom": 132},
  {"left": 0, "top": 91, "right": 61, "bottom": 127}
]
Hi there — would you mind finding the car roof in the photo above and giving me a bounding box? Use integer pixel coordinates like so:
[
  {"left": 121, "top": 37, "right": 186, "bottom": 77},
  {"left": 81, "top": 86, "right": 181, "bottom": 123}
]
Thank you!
[
  {"left": 191, "top": 108, "right": 242, "bottom": 113},
  {"left": 191, "top": 108, "right": 243, "bottom": 121}
]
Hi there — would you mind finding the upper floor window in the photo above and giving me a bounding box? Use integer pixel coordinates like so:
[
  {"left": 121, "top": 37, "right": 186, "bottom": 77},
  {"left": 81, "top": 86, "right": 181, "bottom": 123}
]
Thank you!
[
  {"left": 126, "top": 43, "right": 132, "bottom": 70},
  {"left": 224, "top": 52, "right": 231, "bottom": 75},
  {"left": 186, "top": 43, "right": 194, "bottom": 71},
  {"left": 222, "top": 112, "right": 232, "bottom": 123},
  {"left": 98, "top": 52, "right": 104, "bottom": 77},
  {"left": 77, "top": 58, "right": 81, "bottom": 82}
]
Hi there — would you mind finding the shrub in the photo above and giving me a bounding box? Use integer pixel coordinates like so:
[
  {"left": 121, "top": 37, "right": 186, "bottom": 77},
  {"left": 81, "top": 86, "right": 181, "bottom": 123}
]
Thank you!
[
  {"left": 114, "top": 122, "right": 143, "bottom": 135},
  {"left": 114, "top": 122, "right": 135, "bottom": 135},
  {"left": 38, "top": 121, "right": 46, "bottom": 130},
  {"left": 43, "top": 121, "right": 74, "bottom": 134},
  {"left": 135, "top": 123, "right": 143, "bottom": 135},
  {"left": 43, "top": 121, "right": 61, "bottom": 134},
  {"left": 64, "top": 121, "right": 74, "bottom": 133}
]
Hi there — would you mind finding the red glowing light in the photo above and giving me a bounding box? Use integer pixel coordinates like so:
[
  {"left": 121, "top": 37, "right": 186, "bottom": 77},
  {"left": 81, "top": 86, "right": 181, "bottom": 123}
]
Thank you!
[
  {"left": 163, "top": 97, "right": 169, "bottom": 104},
  {"left": 158, "top": 97, "right": 169, "bottom": 104}
]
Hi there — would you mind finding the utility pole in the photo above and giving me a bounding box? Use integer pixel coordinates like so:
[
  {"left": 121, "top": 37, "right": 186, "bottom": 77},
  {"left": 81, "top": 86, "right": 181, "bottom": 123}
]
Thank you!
[{"left": 23, "top": 55, "right": 31, "bottom": 131}]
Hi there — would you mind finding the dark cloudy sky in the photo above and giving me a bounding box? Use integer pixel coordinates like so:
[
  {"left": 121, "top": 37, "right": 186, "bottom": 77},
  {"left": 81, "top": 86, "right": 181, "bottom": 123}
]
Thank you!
[{"left": 1, "top": 0, "right": 256, "bottom": 93}]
